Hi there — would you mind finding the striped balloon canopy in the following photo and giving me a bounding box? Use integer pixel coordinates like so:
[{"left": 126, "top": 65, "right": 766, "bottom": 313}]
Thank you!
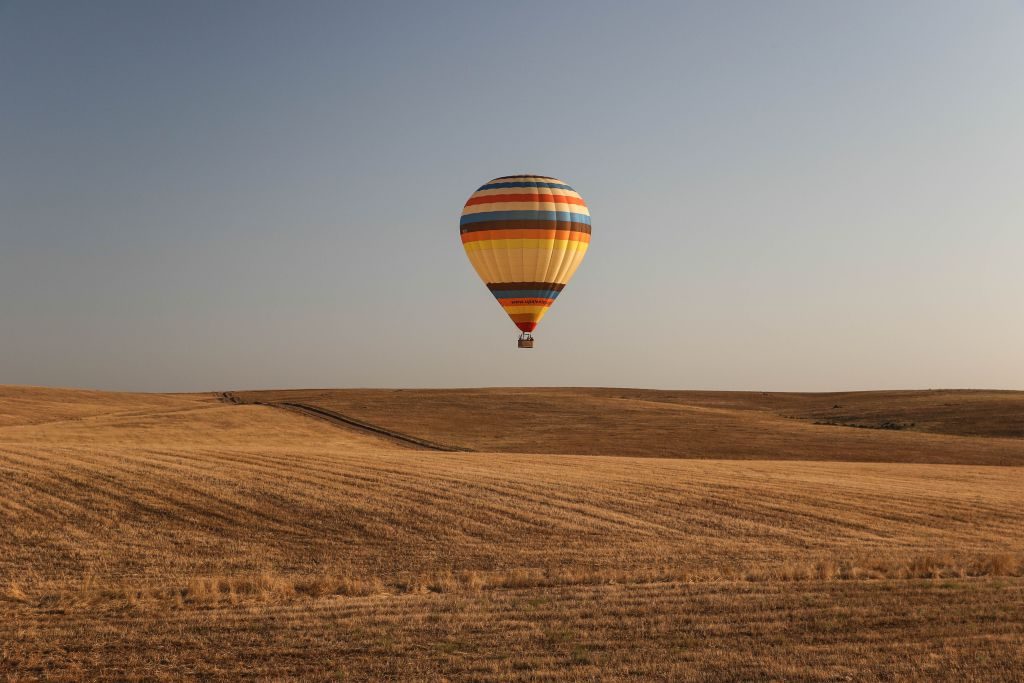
[{"left": 460, "top": 174, "right": 590, "bottom": 346}]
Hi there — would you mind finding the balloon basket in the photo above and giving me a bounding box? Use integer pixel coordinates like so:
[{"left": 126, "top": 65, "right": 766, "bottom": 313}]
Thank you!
[{"left": 517, "top": 333, "right": 534, "bottom": 349}]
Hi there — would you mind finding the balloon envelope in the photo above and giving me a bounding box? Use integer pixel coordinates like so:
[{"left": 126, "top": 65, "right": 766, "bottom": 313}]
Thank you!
[{"left": 460, "top": 175, "right": 590, "bottom": 334}]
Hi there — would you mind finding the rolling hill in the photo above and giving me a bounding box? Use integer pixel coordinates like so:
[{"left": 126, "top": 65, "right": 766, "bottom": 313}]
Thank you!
[{"left": 234, "top": 387, "right": 1024, "bottom": 464}]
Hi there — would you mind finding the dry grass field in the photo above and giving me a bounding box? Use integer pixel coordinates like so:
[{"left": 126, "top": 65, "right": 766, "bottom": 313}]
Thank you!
[{"left": 2, "top": 385, "right": 1023, "bottom": 681}]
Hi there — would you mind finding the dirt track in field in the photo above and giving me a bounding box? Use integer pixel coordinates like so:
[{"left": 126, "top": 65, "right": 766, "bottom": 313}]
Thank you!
[{"left": 220, "top": 391, "right": 471, "bottom": 452}]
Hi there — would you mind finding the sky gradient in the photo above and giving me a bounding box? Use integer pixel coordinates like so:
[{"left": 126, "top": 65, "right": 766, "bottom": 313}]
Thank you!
[{"left": 2, "top": 1, "right": 1022, "bottom": 392}]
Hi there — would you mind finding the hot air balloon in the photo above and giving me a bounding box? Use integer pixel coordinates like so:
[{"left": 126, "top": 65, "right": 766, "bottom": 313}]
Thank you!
[{"left": 460, "top": 174, "right": 591, "bottom": 348}]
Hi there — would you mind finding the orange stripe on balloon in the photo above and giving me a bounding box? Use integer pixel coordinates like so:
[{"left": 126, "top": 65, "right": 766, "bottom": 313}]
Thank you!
[{"left": 461, "top": 229, "right": 592, "bottom": 243}]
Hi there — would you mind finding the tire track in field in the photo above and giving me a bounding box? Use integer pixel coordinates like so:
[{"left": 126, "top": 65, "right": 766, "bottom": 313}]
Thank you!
[{"left": 218, "top": 392, "right": 473, "bottom": 453}]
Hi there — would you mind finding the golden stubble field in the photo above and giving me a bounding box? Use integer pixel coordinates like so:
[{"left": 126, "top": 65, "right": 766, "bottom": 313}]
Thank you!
[{"left": 2, "top": 385, "right": 1023, "bottom": 681}]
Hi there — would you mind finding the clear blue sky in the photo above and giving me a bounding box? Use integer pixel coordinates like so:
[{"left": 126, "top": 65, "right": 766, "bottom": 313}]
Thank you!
[{"left": 2, "top": 1, "right": 1022, "bottom": 392}]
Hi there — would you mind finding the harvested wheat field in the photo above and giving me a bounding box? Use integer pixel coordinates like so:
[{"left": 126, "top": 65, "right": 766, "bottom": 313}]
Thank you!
[{"left": 2, "top": 386, "right": 1024, "bottom": 681}]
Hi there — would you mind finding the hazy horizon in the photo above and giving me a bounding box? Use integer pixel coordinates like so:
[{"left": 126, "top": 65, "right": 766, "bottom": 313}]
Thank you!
[{"left": 2, "top": 1, "right": 1022, "bottom": 393}]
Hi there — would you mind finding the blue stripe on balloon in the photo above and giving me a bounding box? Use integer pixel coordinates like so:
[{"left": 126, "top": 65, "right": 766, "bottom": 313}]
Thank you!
[
  {"left": 478, "top": 181, "right": 575, "bottom": 191},
  {"left": 460, "top": 210, "right": 591, "bottom": 226},
  {"left": 491, "top": 290, "right": 562, "bottom": 300}
]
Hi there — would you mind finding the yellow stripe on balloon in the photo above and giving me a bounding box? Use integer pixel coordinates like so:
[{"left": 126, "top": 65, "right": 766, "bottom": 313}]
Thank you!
[
  {"left": 468, "top": 187, "right": 584, "bottom": 199},
  {"left": 501, "top": 305, "right": 552, "bottom": 315},
  {"left": 463, "top": 248, "right": 586, "bottom": 285},
  {"left": 461, "top": 202, "right": 590, "bottom": 216}
]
